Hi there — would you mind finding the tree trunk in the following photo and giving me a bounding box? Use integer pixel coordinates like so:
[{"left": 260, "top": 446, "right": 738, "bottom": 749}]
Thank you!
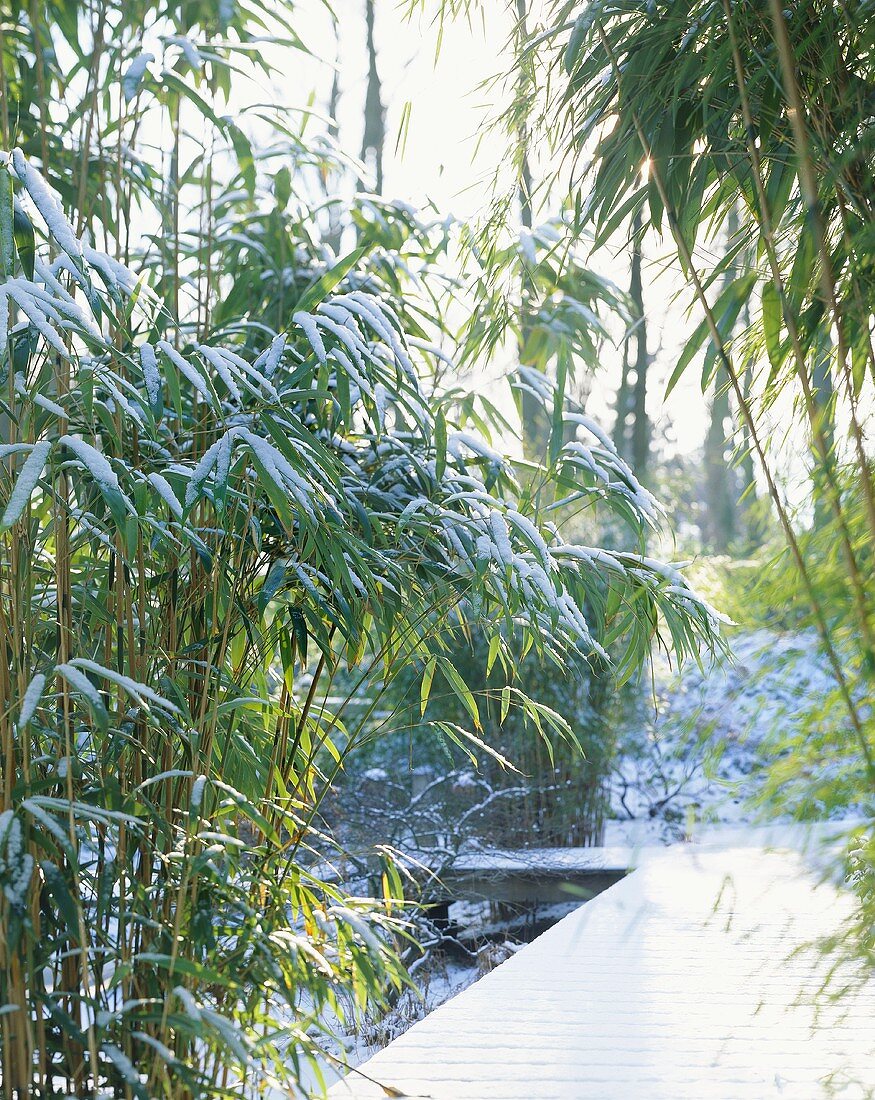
[
  {"left": 613, "top": 336, "right": 631, "bottom": 459},
  {"left": 737, "top": 352, "right": 760, "bottom": 549},
  {"left": 704, "top": 205, "right": 742, "bottom": 552},
  {"left": 324, "top": 35, "right": 344, "bottom": 255},
  {"left": 515, "top": 0, "right": 550, "bottom": 461},
  {"left": 629, "top": 213, "right": 649, "bottom": 474},
  {"left": 614, "top": 212, "right": 648, "bottom": 473},
  {"left": 361, "top": 0, "right": 384, "bottom": 194},
  {"left": 732, "top": 287, "right": 761, "bottom": 550},
  {"left": 704, "top": 381, "right": 737, "bottom": 551}
]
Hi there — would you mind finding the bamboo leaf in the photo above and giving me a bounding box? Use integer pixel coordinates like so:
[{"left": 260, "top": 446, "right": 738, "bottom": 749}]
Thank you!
[
  {"left": 434, "top": 406, "right": 447, "bottom": 481},
  {"left": 436, "top": 656, "right": 481, "bottom": 730},
  {"left": 486, "top": 634, "right": 501, "bottom": 676},
  {"left": 0, "top": 165, "right": 13, "bottom": 279},
  {"left": 1, "top": 441, "right": 52, "bottom": 530},
  {"left": 40, "top": 861, "right": 82, "bottom": 942},
  {"left": 500, "top": 685, "right": 511, "bottom": 725},
  {"left": 55, "top": 663, "right": 109, "bottom": 731},
  {"left": 68, "top": 657, "right": 180, "bottom": 714},
  {"left": 564, "top": 12, "right": 590, "bottom": 74},
  {"left": 295, "top": 246, "right": 368, "bottom": 315},
  {"left": 666, "top": 315, "right": 709, "bottom": 397},
  {"left": 762, "top": 280, "right": 783, "bottom": 371},
  {"left": 58, "top": 435, "right": 132, "bottom": 528},
  {"left": 420, "top": 656, "right": 436, "bottom": 717},
  {"left": 436, "top": 721, "right": 518, "bottom": 772},
  {"left": 122, "top": 52, "right": 154, "bottom": 103},
  {"left": 12, "top": 205, "right": 34, "bottom": 281},
  {"left": 17, "top": 673, "right": 46, "bottom": 730}
]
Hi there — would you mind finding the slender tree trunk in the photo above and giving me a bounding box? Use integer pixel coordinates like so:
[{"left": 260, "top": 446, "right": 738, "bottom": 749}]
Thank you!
[
  {"left": 517, "top": 154, "right": 549, "bottom": 460},
  {"left": 704, "top": 381, "right": 737, "bottom": 551},
  {"left": 737, "top": 346, "right": 760, "bottom": 549},
  {"left": 515, "top": 0, "right": 549, "bottom": 461},
  {"left": 613, "top": 212, "right": 648, "bottom": 473},
  {"left": 324, "top": 35, "right": 344, "bottom": 255},
  {"left": 361, "top": 0, "right": 384, "bottom": 194},
  {"left": 629, "top": 213, "right": 649, "bottom": 474},
  {"left": 328, "top": 46, "right": 340, "bottom": 146},
  {"left": 704, "top": 206, "right": 742, "bottom": 551},
  {"left": 614, "top": 335, "right": 631, "bottom": 459}
]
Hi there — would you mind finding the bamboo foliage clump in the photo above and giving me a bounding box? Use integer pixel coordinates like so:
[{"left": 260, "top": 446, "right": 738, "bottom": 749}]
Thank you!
[
  {"left": 537, "top": 0, "right": 875, "bottom": 789},
  {"left": 0, "top": 141, "right": 722, "bottom": 1098},
  {"left": 0, "top": 2, "right": 728, "bottom": 1095}
]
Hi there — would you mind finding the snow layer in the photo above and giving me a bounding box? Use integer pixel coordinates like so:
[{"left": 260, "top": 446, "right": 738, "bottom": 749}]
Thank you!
[{"left": 608, "top": 628, "right": 842, "bottom": 843}]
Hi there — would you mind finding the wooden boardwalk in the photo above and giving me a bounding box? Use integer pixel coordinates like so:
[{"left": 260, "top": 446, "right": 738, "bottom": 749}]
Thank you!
[
  {"left": 329, "top": 835, "right": 875, "bottom": 1099},
  {"left": 443, "top": 844, "right": 631, "bottom": 904}
]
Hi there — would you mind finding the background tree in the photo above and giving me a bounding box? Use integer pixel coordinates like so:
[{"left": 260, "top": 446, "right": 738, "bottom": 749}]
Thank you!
[
  {"left": 704, "top": 206, "right": 744, "bottom": 552},
  {"left": 613, "top": 212, "right": 650, "bottom": 476},
  {"left": 361, "top": 0, "right": 386, "bottom": 194}
]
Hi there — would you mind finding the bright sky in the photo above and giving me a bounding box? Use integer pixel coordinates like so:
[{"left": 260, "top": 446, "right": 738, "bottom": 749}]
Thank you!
[{"left": 291, "top": 1, "right": 512, "bottom": 217}]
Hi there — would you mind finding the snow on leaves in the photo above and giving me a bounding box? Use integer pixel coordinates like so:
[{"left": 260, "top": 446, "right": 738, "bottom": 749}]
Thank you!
[
  {"left": 11, "top": 150, "right": 83, "bottom": 267},
  {"left": 0, "top": 156, "right": 720, "bottom": 699},
  {"left": 1, "top": 439, "right": 52, "bottom": 529},
  {"left": 0, "top": 811, "right": 34, "bottom": 910}
]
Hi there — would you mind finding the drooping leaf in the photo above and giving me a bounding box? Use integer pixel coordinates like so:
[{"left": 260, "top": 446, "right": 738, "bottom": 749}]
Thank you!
[{"left": 1, "top": 441, "right": 52, "bottom": 530}]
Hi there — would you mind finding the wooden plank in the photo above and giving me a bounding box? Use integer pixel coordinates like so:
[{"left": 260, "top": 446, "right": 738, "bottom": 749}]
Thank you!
[{"left": 329, "top": 842, "right": 875, "bottom": 1099}]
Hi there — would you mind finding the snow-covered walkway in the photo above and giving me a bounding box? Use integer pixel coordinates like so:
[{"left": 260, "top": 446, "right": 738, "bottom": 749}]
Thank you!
[{"left": 329, "top": 829, "right": 875, "bottom": 1099}]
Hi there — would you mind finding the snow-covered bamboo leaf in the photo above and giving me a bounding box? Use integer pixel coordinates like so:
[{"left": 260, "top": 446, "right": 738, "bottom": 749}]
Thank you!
[
  {"left": 0, "top": 813, "right": 34, "bottom": 907},
  {"left": 436, "top": 721, "right": 518, "bottom": 772},
  {"left": 139, "top": 342, "right": 163, "bottom": 417},
  {"left": 197, "top": 345, "right": 242, "bottom": 403},
  {"left": 21, "top": 801, "right": 75, "bottom": 862},
  {"left": 12, "top": 150, "right": 83, "bottom": 268},
  {"left": 55, "top": 663, "right": 108, "bottom": 731},
  {"left": 59, "top": 436, "right": 133, "bottom": 528},
  {"left": 7, "top": 286, "right": 69, "bottom": 357},
  {"left": 210, "top": 778, "right": 278, "bottom": 842},
  {"left": 292, "top": 311, "right": 327, "bottom": 364},
  {"left": 0, "top": 165, "right": 13, "bottom": 279},
  {"left": 184, "top": 431, "right": 235, "bottom": 510},
  {"left": 17, "top": 673, "right": 46, "bottom": 730},
  {"left": 122, "top": 52, "right": 154, "bottom": 102},
  {"left": 255, "top": 333, "right": 285, "bottom": 379},
  {"left": 68, "top": 658, "right": 180, "bottom": 714},
  {"left": 239, "top": 428, "right": 318, "bottom": 523},
  {"left": 1, "top": 440, "right": 52, "bottom": 530},
  {"left": 157, "top": 340, "right": 214, "bottom": 405},
  {"left": 146, "top": 472, "right": 183, "bottom": 520},
  {"left": 134, "top": 770, "right": 194, "bottom": 793}
]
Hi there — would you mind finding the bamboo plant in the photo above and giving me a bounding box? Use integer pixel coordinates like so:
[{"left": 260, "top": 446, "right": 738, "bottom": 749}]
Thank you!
[{"left": 0, "top": 3, "right": 724, "bottom": 1096}]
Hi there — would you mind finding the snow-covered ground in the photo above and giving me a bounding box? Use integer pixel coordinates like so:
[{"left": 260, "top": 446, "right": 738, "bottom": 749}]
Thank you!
[{"left": 608, "top": 627, "right": 840, "bottom": 843}]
